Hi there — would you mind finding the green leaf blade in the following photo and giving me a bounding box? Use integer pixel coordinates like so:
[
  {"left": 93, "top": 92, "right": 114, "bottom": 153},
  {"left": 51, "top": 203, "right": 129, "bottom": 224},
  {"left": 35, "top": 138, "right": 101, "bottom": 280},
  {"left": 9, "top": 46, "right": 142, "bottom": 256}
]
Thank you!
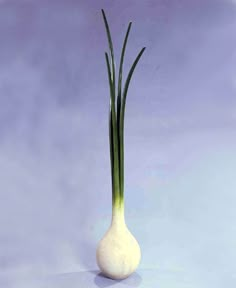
[
  {"left": 105, "top": 52, "right": 120, "bottom": 206},
  {"left": 119, "top": 47, "right": 146, "bottom": 199},
  {"left": 117, "top": 22, "right": 132, "bottom": 196},
  {"left": 117, "top": 22, "right": 132, "bottom": 119},
  {"left": 101, "top": 9, "right": 116, "bottom": 100}
]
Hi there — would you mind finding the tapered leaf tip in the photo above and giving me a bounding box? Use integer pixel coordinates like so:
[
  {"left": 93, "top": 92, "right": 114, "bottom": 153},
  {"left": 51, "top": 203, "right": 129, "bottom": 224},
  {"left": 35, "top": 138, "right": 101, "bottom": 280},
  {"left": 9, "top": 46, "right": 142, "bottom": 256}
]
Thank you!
[
  {"left": 127, "top": 22, "right": 132, "bottom": 32},
  {"left": 101, "top": 9, "right": 106, "bottom": 19},
  {"left": 141, "top": 47, "right": 146, "bottom": 54}
]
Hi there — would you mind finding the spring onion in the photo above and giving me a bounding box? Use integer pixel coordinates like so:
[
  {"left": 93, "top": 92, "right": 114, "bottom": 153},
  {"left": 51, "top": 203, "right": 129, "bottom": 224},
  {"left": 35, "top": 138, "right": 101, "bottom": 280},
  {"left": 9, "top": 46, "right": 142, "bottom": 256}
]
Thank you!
[{"left": 96, "top": 9, "right": 146, "bottom": 280}]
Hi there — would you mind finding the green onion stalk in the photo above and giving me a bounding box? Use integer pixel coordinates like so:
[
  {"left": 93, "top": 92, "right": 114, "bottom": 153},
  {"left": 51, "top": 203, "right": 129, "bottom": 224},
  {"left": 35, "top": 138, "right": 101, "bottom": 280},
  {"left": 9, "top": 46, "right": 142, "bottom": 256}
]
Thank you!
[{"left": 102, "top": 9, "right": 145, "bottom": 220}]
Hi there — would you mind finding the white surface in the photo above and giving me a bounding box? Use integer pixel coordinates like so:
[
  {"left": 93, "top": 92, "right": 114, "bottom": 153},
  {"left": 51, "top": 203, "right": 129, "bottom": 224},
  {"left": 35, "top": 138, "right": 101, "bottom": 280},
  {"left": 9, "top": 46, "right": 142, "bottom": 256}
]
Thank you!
[{"left": 0, "top": 268, "right": 208, "bottom": 288}]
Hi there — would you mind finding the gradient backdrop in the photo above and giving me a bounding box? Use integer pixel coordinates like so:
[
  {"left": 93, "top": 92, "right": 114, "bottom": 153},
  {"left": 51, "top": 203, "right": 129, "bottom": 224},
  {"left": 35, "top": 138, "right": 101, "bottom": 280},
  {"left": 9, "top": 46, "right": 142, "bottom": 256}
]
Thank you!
[{"left": 0, "top": 0, "right": 236, "bottom": 287}]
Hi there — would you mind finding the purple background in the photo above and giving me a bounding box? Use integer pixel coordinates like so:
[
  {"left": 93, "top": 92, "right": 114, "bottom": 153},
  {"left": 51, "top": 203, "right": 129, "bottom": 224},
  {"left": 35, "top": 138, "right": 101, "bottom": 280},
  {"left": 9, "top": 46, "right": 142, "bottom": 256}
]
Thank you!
[{"left": 0, "top": 0, "right": 236, "bottom": 287}]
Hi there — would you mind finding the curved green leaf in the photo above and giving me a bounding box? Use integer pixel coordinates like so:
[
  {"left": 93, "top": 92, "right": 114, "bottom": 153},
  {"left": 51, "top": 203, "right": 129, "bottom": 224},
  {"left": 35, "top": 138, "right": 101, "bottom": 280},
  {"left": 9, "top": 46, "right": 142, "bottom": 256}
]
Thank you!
[
  {"left": 105, "top": 52, "right": 120, "bottom": 205},
  {"left": 119, "top": 47, "right": 146, "bottom": 198},
  {"left": 101, "top": 9, "right": 116, "bottom": 98}
]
